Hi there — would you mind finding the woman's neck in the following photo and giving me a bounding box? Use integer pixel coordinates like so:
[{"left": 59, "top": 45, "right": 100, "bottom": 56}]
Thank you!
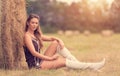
[{"left": 27, "top": 29, "right": 34, "bottom": 35}]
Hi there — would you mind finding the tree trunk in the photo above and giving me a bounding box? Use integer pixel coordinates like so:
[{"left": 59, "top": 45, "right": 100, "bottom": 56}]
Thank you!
[
  {"left": 0, "top": 0, "right": 26, "bottom": 69},
  {"left": 0, "top": 0, "right": 2, "bottom": 69}
]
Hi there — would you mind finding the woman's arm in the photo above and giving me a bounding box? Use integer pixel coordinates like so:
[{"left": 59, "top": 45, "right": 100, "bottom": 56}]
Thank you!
[
  {"left": 24, "top": 33, "right": 57, "bottom": 61},
  {"left": 41, "top": 35, "right": 64, "bottom": 49},
  {"left": 41, "top": 35, "right": 57, "bottom": 41}
]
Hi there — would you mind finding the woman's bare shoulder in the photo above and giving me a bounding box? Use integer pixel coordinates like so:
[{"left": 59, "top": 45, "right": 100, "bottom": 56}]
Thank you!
[
  {"left": 24, "top": 32, "right": 31, "bottom": 39},
  {"left": 23, "top": 32, "right": 31, "bottom": 46}
]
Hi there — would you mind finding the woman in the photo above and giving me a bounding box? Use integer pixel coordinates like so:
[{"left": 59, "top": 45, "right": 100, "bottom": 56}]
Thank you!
[{"left": 23, "top": 14, "right": 105, "bottom": 71}]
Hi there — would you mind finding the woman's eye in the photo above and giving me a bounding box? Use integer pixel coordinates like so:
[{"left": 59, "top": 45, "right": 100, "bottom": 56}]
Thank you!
[
  {"left": 31, "top": 22, "right": 34, "bottom": 24},
  {"left": 30, "top": 21, "right": 38, "bottom": 25}
]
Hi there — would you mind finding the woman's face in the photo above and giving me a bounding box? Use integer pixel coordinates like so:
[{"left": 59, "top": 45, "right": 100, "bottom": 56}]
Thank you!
[{"left": 28, "top": 18, "right": 39, "bottom": 31}]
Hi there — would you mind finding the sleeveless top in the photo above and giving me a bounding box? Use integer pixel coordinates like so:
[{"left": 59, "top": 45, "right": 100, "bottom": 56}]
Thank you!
[{"left": 23, "top": 38, "right": 41, "bottom": 69}]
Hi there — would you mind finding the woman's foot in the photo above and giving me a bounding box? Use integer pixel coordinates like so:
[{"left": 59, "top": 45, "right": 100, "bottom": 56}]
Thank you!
[{"left": 89, "top": 58, "right": 105, "bottom": 71}]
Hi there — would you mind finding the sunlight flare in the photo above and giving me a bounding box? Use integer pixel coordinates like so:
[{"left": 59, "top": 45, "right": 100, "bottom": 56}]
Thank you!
[
  {"left": 106, "top": 0, "right": 114, "bottom": 8},
  {"left": 89, "top": 0, "right": 98, "bottom": 3},
  {"left": 106, "top": 0, "right": 114, "bottom": 4}
]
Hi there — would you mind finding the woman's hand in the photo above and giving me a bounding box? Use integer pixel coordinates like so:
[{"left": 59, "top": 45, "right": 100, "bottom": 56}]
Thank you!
[
  {"left": 46, "top": 54, "right": 59, "bottom": 61},
  {"left": 51, "top": 37, "right": 64, "bottom": 49},
  {"left": 51, "top": 54, "right": 59, "bottom": 60},
  {"left": 57, "top": 39, "right": 64, "bottom": 49}
]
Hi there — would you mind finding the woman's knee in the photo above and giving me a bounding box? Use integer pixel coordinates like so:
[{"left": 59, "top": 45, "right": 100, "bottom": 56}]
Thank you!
[
  {"left": 57, "top": 57, "right": 66, "bottom": 65},
  {"left": 57, "top": 58, "right": 66, "bottom": 68},
  {"left": 51, "top": 40, "right": 59, "bottom": 46}
]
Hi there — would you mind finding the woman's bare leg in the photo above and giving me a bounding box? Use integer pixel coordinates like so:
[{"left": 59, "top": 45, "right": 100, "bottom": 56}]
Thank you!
[
  {"left": 40, "top": 57, "right": 66, "bottom": 69},
  {"left": 40, "top": 41, "right": 66, "bottom": 69},
  {"left": 44, "top": 40, "right": 59, "bottom": 57}
]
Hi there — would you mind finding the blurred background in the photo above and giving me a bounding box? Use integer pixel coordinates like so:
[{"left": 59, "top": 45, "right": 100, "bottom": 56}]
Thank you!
[
  {"left": 0, "top": 0, "right": 120, "bottom": 75},
  {"left": 26, "top": 0, "right": 120, "bottom": 33}
]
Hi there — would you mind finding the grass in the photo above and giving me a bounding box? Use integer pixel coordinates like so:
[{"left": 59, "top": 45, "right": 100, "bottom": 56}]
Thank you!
[{"left": 0, "top": 33, "right": 120, "bottom": 76}]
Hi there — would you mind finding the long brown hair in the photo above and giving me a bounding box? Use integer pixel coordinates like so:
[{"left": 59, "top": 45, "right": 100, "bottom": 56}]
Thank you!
[{"left": 25, "top": 14, "right": 43, "bottom": 48}]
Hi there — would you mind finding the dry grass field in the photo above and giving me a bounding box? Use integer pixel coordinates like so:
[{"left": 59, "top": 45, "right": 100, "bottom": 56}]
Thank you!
[{"left": 0, "top": 33, "right": 120, "bottom": 76}]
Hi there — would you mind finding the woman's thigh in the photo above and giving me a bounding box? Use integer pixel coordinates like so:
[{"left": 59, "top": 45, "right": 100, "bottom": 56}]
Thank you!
[
  {"left": 44, "top": 40, "right": 59, "bottom": 57},
  {"left": 40, "top": 57, "right": 66, "bottom": 69}
]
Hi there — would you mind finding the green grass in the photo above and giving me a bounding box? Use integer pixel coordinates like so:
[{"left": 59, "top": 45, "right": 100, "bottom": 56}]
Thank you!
[{"left": 0, "top": 33, "right": 120, "bottom": 76}]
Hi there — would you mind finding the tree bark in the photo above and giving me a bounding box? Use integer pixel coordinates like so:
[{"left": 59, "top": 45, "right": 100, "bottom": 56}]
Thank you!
[
  {"left": 0, "top": 0, "right": 2, "bottom": 69},
  {"left": 0, "top": 0, "right": 26, "bottom": 69}
]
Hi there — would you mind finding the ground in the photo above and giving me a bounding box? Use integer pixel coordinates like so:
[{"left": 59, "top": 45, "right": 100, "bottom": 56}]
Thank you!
[{"left": 0, "top": 33, "right": 120, "bottom": 76}]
